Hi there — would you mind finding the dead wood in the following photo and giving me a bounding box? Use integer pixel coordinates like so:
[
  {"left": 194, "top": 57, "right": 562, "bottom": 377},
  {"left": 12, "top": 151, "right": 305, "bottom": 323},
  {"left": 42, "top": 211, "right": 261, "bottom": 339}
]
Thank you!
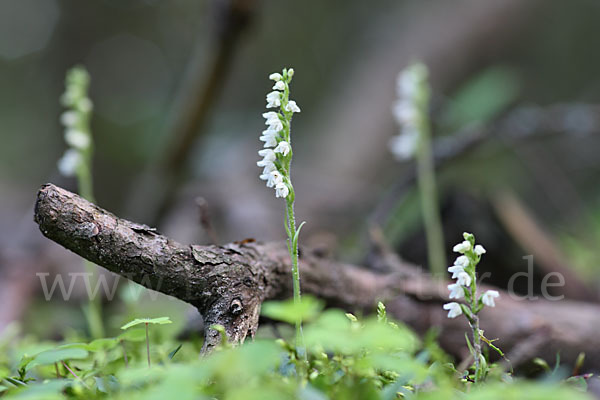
[{"left": 33, "top": 184, "right": 600, "bottom": 368}]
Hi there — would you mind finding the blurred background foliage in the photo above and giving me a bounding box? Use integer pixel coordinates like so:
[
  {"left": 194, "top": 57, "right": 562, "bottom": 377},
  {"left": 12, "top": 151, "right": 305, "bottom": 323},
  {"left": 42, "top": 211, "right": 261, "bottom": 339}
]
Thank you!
[{"left": 2, "top": 0, "right": 600, "bottom": 348}]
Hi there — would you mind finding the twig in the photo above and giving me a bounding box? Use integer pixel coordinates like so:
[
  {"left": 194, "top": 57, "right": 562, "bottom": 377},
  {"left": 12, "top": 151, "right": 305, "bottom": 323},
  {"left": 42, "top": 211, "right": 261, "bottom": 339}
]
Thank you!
[{"left": 61, "top": 361, "right": 90, "bottom": 389}]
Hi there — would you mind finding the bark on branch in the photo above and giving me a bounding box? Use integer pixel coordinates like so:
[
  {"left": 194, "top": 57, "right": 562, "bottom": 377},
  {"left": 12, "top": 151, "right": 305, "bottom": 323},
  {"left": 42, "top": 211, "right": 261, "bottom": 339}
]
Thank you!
[{"left": 34, "top": 184, "right": 600, "bottom": 368}]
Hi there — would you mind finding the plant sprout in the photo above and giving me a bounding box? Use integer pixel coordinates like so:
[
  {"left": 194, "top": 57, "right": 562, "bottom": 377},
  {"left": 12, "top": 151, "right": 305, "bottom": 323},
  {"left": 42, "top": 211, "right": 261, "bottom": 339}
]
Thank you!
[{"left": 121, "top": 317, "right": 172, "bottom": 367}]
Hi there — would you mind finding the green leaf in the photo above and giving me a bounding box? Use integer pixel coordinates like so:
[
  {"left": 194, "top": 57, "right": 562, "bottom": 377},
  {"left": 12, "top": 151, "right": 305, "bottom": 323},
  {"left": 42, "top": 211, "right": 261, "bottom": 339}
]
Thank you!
[
  {"left": 442, "top": 66, "right": 519, "bottom": 130},
  {"left": 7, "top": 380, "right": 66, "bottom": 399},
  {"left": 533, "top": 357, "right": 551, "bottom": 372},
  {"left": 261, "top": 296, "right": 323, "bottom": 325},
  {"left": 292, "top": 221, "right": 306, "bottom": 249},
  {"left": 26, "top": 348, "right": 89, "bottom": 371},
  {"left": 466, "top": 382, "right": 593, "bottom": 400},
  {"left": 303, "top": 309, "right": 418, "bottom": 354},
  {"left": 87, "top": 338, "right": 118, "bottom": 351},
  {"left": 168, "top": 344, "right": 183, "bottom": 360},
  {"left": 377, "top": 302, "right": 387, "bottom": 323},
  {"left": 121, "top": 317, "right": 172, "bottom": 330},
  {"left": 118, "top": 328, "right": 147, "bottom": 342}
]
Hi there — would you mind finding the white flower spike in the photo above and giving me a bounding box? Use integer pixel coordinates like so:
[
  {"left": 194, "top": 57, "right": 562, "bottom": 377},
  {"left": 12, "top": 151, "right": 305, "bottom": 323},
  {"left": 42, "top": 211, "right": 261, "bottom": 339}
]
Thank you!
[
  {"left": 443, "top": 302, "right": 463, "bottom": 319},
  {"left": 481, "top": 290, "right": 499, "bottom": 307},
  {"left": 389, "top": 63, "right": 428, "bottom": 160},
  {"left": 57, "top": 66, "right": 94, "bottom": 181},
  {"left": 442, "top": 233, "right": 500, "bottom": 380},
  {"left": 258, "top": 68, "right": 300, "bottom": 200}
]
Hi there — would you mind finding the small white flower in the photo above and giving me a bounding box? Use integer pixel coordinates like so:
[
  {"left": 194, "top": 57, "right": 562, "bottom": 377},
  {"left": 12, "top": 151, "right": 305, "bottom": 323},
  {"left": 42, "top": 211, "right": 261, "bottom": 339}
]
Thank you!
[
  {"left": 57, "top": 149, "right": 81, "bottom": 177},
  {"left": 454, "top": 255, "right": 469, "bottom": 268},
  {"left": 60, "top": 111, "right": 79, "bottom": 127},
  {"left": 448, "top": 283, "right": 464, "bottom": 299},
  {"left": 260, "top": 129, "right": 278, "bottom": 147},
  {"left": 453, "top": 240, "right": 471, "bottom": 254},
  {"left": 263, "top": 112, "right": 283, "bottom": 131},
  {"left": 275, "top": 182, "right": 289, "bottom": 198},
  {"left": 456, "top": 272, "right": 472, "bottom": 287},
  {"left": 443, "top": 302, "right": 463, "bottom": 319},
  {"left": 258, "top": 148, "right": 276, "bottom": 159},
  {"left": 261, "top": 163, "right": 276, "bottom": 175},
  {"left": 257, "top": 148, "right": 276, "bottom": 168},
  {"left": 77, "top": 98, "right": 93, "bottom": 112},
  {"left": 269, "top": 73, "right": 282, "bottom": 81},
  {"left": 272, "top": 81, "right": 285, "bottom": 91},
  {"left": 474, "top": 245, "right": 486, "bottom": 256},
  {"left": 261, "top": 170, "right": 284, "bottom": 188},
  {"left": 389, "top": 128, "right": 418, "bottom": 160},
  {"left": 274, "top": 141, "right": 291, "bottom": 156},
  {"left": 268, "top": 170, "right": 284, "bottom": 188},
  {"left": 285, "top": 100, "right": 301, "bottom": 113},
  {"left": 266, "top": 91, "right": 281, "bottom": 108},
  {"left": 392, "top": 100, "right": 417, "bottom": 125},
  {"left": 481, "top": 290, "right": 499, "bottom": 307},
  {"left": 263, "top": 111, "right": 278, "bottom": 122},
  {"left": 287, "top": 68, "right": 294, "bottom": 78},
  {"left": 447, "top": 265, "right": 464, "bottom": 279},
  {"left": 396, "top": 64, "right": 426, "bottom": 99},
  {"left": 64, "top": 129, "right": 90, "bottom": 150}
]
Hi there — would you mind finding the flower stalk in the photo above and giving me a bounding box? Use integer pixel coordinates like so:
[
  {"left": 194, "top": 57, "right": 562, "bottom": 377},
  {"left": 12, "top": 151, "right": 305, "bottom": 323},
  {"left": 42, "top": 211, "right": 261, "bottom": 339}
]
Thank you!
[
  {"left": 58, "top": 66, "right": 104, "bottom": 339},
  {"left": 390, "top": 64, "right": 446, "bottom": 278},
  {"left": 258, "top": 68, "right": 306, "bottom": 361},
  {"left": 443, "top": 232, "right": 500, "bottom": 382}
]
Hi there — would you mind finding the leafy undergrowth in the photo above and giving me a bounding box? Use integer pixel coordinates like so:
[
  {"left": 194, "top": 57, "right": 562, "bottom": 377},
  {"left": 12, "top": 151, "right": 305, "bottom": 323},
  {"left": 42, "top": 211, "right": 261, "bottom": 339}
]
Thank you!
[{"left": 0, "top": 298, "right": 593, "bottom": 400}]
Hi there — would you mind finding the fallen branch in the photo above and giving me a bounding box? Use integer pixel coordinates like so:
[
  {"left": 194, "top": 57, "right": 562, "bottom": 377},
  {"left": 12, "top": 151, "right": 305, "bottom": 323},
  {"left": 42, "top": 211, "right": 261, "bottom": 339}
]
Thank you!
[{"left": 34, "top": 184, "right": 600, "bottom": 368}]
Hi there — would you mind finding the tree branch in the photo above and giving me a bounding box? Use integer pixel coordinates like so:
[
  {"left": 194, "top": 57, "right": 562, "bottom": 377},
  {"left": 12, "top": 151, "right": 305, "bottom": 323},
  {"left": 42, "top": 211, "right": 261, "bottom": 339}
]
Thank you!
[{"left": 34, "top": 184, "right": 600, "bottom": 368}]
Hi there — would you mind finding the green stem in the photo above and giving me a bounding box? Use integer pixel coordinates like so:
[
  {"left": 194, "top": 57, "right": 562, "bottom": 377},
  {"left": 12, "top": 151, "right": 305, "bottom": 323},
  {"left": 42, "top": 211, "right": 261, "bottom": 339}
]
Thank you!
[
  {"left": 416, "top": 96, "right": 446, "bottom": 278},
  {"left": 61, "top": 361, "right": 89, "bottom": 389},
  {"left": 286, "top": 199, "right": 307, "bottom": 363},
  {"left": 145, "top": 323, "right": 151, "bottom": 368},
  {"left": 469, "top": 266, "right": 482, "bottom": 382}
]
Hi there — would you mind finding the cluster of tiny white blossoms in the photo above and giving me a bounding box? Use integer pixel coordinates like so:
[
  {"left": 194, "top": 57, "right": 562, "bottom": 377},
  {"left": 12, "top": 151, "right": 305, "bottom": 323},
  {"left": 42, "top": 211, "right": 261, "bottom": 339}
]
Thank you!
[
  {"left": 443, "top": 233, "right": 500, "bottom": 319},
  {"left": 57, "top": 67, "right": 93, "bottom": 177},
  {"left": 258, "top": 68, "right": 301, "bottom": 199},
  {"left": 389, "top": 63, "right": 428, "bottom": 161}
]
